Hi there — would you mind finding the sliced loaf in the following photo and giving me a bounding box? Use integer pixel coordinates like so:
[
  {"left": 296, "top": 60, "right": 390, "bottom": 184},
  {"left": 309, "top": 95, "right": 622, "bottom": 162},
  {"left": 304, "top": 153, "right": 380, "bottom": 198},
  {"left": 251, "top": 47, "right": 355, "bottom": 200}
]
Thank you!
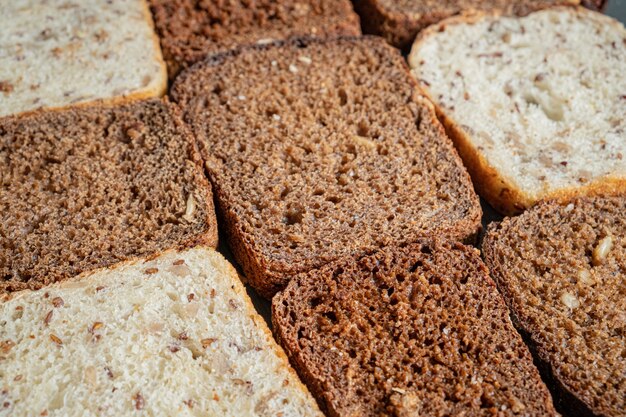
[
  {"left": 483, "top": 195, "right": 626, "bottom": 417},
  {"left": 0, "top": 99, "right": 217, "bottom": 293},
  {"left": 0, "top": 0, "right": 166, "bottom": 117},
  {"left": 172, "top": 36, "right": 482, "bottom": 297},
  {"left": 409, "top": 7, "right": 626, "bottom": 214},
  {"left": 0, "top": 247, "right": 322, "bottom": 416},
  {"left": 149, "top": 0, "right": 361, "bottom": 78},
  {"left": 273, "top": 240, "right": 557, "bottom": 416},
  {"left": 352, "top": 0, "right": 578, "bottom": 50}
]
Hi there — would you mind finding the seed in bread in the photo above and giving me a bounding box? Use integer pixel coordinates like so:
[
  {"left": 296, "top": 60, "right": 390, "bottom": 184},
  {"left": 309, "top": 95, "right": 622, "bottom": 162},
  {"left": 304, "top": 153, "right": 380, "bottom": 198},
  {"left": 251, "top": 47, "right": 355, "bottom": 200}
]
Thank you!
[
  {"left": 352, "top": 0, "right": 578, "bottom": 50},
  {"left": 149, "top": 0, "right": 361, "bottom": 78},
  {"left": 273, "top": 240, "right": 557, "bottom": 416},
  {"left": 0, "top": 99, "right": 217, "bottom": 294},
  {"left": 0, "top": 247, "right": 322, "bottom": 416},
  {"left": 172, "top": 36, "right": 482, "bottom": 298},
  {"left": 483, "top": 195, "right": 626, "bottom": 417},
  {"left": 409, "top": 7, "right": 626, "bottom": 214},
  {"left": 0, "top": 0, "right": 166, "bottom": 117}
]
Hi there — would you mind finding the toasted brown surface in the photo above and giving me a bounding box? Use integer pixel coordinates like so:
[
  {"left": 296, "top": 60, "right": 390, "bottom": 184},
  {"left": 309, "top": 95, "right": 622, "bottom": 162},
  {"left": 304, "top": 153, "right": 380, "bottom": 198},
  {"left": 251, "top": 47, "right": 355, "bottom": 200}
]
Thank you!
[
  {"left": 273, "top": 240, "right": 556, "bottom": 416},
  {"left": 172, "top": 36, "right": 481, "bottom": 297},
  {"left": 483, "top": 195, "right": 626, "bottom": 417},
  {"left": 352, "top": 0, "right": 578, "bottom": 49},
  {"left": 0, "top": 99, "right": 217, "bottom": 293},
  {"left": 149, "top": 0, "right": 360, "bottom": 78}
]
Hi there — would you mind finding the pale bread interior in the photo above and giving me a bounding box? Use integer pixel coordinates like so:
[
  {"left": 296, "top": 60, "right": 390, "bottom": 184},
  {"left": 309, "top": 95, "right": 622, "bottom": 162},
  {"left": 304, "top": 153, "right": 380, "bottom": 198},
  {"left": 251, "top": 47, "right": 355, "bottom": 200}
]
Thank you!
[
  {"left": 0, "top": 247, "right": 320, "bottom": 417},
  {"left": 0, "top": 0, "right": 166, "bottom": 117},
  {"left": 409, "top": 8, "right": 626, "bottom": 205}
]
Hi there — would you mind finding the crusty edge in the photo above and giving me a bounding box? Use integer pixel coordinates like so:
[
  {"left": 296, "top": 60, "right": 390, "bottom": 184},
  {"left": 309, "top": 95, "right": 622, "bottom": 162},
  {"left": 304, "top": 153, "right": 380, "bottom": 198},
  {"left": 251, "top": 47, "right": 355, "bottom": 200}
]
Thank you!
[
  {"left": 482, "top": 218, "right": 606, "bottom": 417},
  {"left": 138, "top": 0, "right": 168, "bottom": 97},
  {"left": 166, "top": 99, "right": 219, "bottom": 250},
  {"left": 207, "top": 251, "right": 324, "bottom": 416},
  {"left": 409, "top": 7, "right": 626, "bottom": 215},
  {"left": 0, "top": 0, "right": 166, "bottom": 120}
]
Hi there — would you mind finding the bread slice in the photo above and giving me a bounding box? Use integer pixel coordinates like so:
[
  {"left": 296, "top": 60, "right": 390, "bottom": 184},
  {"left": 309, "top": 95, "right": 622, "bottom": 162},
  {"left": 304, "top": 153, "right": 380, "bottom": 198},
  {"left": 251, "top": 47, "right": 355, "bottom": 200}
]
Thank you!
[
  {"left": 352, "top": 0, "right": 578, "bottom": 50},
  {"left": 171, "top": 36, "right": 482, "bottom": 298},
  {"left": 0, "top": 247, "right": 322, "bottom": 416},
  {"left": 483, "top": 195, "right": 625, "bottom": 417},
  {"left": 0, "top": 99, "right": 217, "bottom": 294},
  {"left": 149, "top": 0, "right": 361, "bottom": 78},
  {"left": 272, "top": 240, "right": 557, "bottom": 416},
  {"left": 408, "top": 7, "right": 626, "bottom": 214},
  {"left": 0, "top": 0, "right": 166, "bottom": 118}
]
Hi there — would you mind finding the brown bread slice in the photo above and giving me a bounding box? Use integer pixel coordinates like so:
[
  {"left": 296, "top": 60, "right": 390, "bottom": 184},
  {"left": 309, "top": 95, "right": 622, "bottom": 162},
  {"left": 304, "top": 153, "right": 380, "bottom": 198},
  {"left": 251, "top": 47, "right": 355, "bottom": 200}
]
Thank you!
[
  {"left": 352, "top": 0, "right": 578, "bottom": 50},
  {"left": 171, "top": 36, "right": 482, "bottom": 297},
  {"left": 272, "top": 240, "right": 557, "bottom": 416},
  {"left": 0, "top": 99, "right": 217, "bottom": 293},
  {"left": 483, "top": 196, "right": 626, "bottom": 417},
  {"left": 149, "top": 0, "right": 361, "bottom": 78}
]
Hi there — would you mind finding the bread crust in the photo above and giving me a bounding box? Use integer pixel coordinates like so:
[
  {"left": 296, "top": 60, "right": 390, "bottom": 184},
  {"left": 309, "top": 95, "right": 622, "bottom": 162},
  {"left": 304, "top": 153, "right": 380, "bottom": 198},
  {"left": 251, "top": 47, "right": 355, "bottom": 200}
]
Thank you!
[{"left": 410, "top": 7, "right": 626, "bottom": 215}]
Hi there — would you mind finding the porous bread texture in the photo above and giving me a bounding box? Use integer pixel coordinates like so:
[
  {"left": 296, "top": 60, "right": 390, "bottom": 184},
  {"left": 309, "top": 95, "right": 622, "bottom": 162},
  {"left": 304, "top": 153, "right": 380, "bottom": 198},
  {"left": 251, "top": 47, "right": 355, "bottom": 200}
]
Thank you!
[
  {"left": 0, "top": 99, "right": 217, "bottom": 293},
  {"left": 409, "top": 7, "right": 626, "bottom": 215},
  {"left": 0, "top": 247, "right": 322, "bottom": 417},
  {"left": 149, "top": 0, "right": 361, "bottom": 78},
  {"left": 0, "top": 0, "right": 166, "bottom": 118},
  {"left": 273, "top": 240, "right": 557, "bottom": 417},
  {"left": 352, "top": 0, "right": 578, "bottom": 50},
  {"left": 172, "top": 36, "right": 482, "bottom": 298},
  {"left": 483, "top": 195, "right": 626, "bottom": 417}
]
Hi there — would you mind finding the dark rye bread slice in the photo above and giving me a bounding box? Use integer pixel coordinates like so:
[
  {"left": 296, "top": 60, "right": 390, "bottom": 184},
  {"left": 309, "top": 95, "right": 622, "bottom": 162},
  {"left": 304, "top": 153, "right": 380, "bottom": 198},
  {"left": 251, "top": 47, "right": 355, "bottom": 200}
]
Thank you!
[
  {"left": 149, "top": 0, "right": 360, "bottom": 78},
  {"left": 171, "top": 36, "right": 482, "bottom": 298},
  {"left": 352, "top": 0, "right": 578, "bottom": 50},
  {"left": 483, "top": 196, "right": 626, "bottom": 417},
  {"left": 0, "top": 99, "right": 217, "bottom": 293},
  {"left": 272, "top": 240, "right": 557, "bottom": 416}
]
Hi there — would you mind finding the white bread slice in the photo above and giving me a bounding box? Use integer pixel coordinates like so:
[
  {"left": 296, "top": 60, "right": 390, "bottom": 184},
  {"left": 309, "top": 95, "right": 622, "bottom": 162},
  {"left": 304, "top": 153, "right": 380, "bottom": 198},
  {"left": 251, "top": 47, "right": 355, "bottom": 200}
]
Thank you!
[
  {"left": 409, "top": 7, "right": 626, "bottom": 214},
  {"left": 0, "top": 247, "right": 321, "bottom": 417},
  {"left": 0, "top": 0, "right": 166, "bottom": 118}
]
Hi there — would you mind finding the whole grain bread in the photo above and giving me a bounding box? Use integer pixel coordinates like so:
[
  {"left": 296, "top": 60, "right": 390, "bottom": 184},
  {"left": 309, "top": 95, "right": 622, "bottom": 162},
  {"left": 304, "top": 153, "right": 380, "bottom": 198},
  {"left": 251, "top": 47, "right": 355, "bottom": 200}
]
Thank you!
[
  {"left": 0, "top": 0, "right": 166, "bottom": 118},
  {"left": 149, "top": 0, "right": 360, "bottom": 78},
  {"left": 272, "top": 240, "right": 557, "bottom": 417},
  {"left": 483, "top": 195, "right": 626, "bottom": 417},
  {"left": 172, "top": 36, "right": 482, "bottom": 297},
  {"left": 0, "top": 99, "right": 217, "bottom": 294},
  {"left": 352, "top": 0, "right": 578, "bottom": 50},
  {"left": 0, "top": 247, "right": 322, "bottom": 416},
  {"left": 409, "top": 7, "right": 626, "bottom": 214}
]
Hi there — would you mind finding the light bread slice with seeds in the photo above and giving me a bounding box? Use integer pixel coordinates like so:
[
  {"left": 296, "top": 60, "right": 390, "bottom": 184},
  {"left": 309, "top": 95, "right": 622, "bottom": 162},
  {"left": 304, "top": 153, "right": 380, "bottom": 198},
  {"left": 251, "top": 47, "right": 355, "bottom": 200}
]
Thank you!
[
  {"left": 409, "top": 7, "right": 626, "bottom": 214},
  {"left": 0, "top": 0, "right": 166, "bottom": 117},
  {"left": 0, "top": 247, "right": 321, "bottom": 417}
]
